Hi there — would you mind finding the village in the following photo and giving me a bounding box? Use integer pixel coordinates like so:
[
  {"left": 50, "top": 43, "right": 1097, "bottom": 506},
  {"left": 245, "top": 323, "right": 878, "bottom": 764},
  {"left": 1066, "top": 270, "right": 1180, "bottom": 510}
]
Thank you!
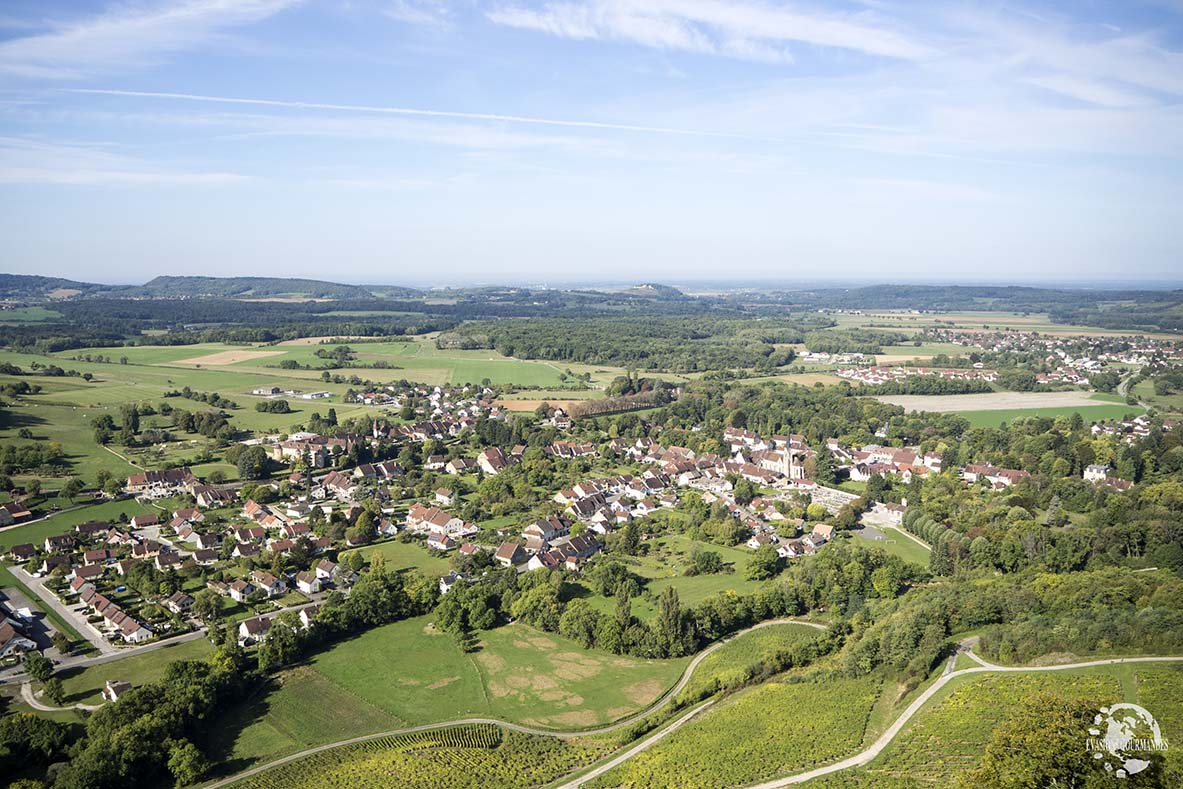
[{"left": 4, "top": 396, "right": 1164, "bottom": 670}]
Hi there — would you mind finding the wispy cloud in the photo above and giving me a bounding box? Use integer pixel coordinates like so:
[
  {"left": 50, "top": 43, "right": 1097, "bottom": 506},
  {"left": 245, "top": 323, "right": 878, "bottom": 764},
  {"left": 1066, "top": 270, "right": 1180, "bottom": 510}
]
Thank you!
[
  {"left": 68, "top": 88, "right": 778, "bottom": 141},
  {"left": 0, "top": 0, "right": 296, "bottom": 79},
  {"left": 384, "top": 0, "right": 452, "bottom": 27},
  {"left": 0, "top": 136, "right": 249, "bottom": 185},
  {"left": 486, "top": 0, "right": 934, "bottom": 62}
]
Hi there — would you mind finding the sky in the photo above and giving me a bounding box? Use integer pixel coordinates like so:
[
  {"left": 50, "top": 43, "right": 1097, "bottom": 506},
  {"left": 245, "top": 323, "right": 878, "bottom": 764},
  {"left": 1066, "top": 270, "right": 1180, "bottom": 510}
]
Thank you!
[{"left": 1, "top": 0, "right": 1181, "bottom": 286}]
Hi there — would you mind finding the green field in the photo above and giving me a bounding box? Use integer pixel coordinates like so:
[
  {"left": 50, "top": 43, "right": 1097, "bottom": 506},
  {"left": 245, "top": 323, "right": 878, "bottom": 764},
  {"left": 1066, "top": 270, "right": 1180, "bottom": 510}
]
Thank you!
[
  {"left": 590, "top": 672, "right": 882, "bottom": 789},
  {"left": 848, "top": 529, "right": 930, "bottom": 567},
  {"left": 0, "top": 498, "right": 165, "bottom": 552},
  {"left": 1133, "top": 378, "right": 1183, "bottom": 415},
  {"left": 209, "top": 615, "right": 687, "bottom": 769},
  {"left": 959, "top": 404, "right": 1141, "bottom": 428},
  {"left": 50, "top": 338, "right": 620, "bottom": 389},
  {"left": 0, "top": 306, "right": 63, "bottom": 322},
  {"left": 577, "top": 534, "right": 774, "bottom": 621},
  {"left": 57, "top": 637, "right": 215, "bottom": 705},
  {"left": 342, "top": 539, "right": 452, "bottom": 576}
]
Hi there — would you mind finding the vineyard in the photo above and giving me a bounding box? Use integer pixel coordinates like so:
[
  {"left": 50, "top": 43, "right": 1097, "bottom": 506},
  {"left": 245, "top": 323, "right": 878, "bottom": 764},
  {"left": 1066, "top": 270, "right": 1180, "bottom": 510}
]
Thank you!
[
  {"left": 676, "top": 622, "right": 827, "bottom": 704},
  {"left": 1135, "top": 665, "right": 1183, "bottom": 784},
  {"left": 228, "top": 724, "right": 611, "bottom": 789},
  {"left": 800, "top": 669, "right": 1125, "bottom": 788},
  {"left": 589, "top": 673, "right": 882, "bottom": 788}
]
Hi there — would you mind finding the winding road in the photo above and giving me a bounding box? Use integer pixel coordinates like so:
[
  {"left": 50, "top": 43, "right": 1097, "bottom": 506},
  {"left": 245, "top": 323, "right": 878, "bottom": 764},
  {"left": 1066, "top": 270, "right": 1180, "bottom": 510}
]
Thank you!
[
  {"left": 139, "top": 618, "right": 1183, "bottom": 789},
  {"left": 201, "top": 618, "right": 826, "bottom": 788},
  {"left": 20, "top": 681, "right": 101, "bottom": 712}
]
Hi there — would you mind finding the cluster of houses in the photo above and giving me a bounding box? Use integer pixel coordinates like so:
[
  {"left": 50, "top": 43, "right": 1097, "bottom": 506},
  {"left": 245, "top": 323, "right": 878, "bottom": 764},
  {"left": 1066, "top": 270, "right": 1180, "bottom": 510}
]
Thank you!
[
  {"left": 69, "top": 580, "right": 153, "bottom": 643},
  {"left": 835, "top": 365, "right": 999, "bottom": 385},
  {"left": 125, "top": 467, "right": 199, "bottom": 499},
  {"left": 1092, "top": 414, "right": 1180, "bottom": 445},
  {"left": 924, "top": 328, "right": 1182, "bottom": 369},
  {"left": 404, "top": 502, "right": 480, "bottom": 551},
  {"left": 555, "top": 473, "right": 678, "bottom": 531},
  {"left": 251, "top": 385, "right": 331, "bottom": 400}
]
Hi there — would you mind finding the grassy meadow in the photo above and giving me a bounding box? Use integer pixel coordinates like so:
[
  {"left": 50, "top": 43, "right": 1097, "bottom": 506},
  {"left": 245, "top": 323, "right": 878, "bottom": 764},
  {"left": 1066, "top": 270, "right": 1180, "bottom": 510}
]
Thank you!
[{"left": 207, "top": 614, "right": 688, "bottom": 770}]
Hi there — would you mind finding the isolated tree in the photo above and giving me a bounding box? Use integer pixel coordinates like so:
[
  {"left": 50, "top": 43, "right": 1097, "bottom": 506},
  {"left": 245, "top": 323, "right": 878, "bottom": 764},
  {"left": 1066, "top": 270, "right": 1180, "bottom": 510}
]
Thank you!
[
  {"left": 42, "top": 677, "right": 65, "bottom": 706},
  {"left": 746, "top": 544, "right": 784, "bottom": 581},
  {"left": 49, "top": 632, "right": 72, "bottom": 654},
  {"left": 22, "top": 653, "right": 52, "bottom": 684},
  {"left": 191, "top": 589, "right": 222, "bottom": 623},
  {"left": 61, "top": 477, "right": 83, "bottom": 502}
]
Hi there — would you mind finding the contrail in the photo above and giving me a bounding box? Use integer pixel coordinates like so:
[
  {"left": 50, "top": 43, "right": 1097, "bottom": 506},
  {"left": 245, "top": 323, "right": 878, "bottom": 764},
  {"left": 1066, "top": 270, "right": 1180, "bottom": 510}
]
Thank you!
[{"left": 67, "top": 88, "right": 767, "bottom": 141}]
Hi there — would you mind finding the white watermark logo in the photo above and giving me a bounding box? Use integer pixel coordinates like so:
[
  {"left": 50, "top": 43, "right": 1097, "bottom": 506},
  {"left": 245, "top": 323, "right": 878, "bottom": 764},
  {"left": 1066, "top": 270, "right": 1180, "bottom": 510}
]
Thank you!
[{"left": 1087, "top": 704, "right": 1169, "bottom": 778}]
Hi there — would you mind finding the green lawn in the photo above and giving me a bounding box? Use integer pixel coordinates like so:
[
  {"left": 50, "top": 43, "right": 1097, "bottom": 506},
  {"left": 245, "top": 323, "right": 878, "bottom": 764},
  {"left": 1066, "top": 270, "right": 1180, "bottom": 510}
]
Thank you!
[
  {"left": 340, "top": 538, "right": 452, "bottom": 576},
  {"left": 57, "top": 637, "right": 215, "bottom": 704},
  {"left": 0, "top": 498, "right": 162, "bottom": 552},
  {"left": 847, "top": 528, "right": 931, "bottom": 567}
]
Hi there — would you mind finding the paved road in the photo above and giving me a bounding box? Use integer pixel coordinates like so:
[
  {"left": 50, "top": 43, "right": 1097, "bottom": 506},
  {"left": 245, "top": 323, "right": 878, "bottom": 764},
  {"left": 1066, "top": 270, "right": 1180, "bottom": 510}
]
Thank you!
[
  {"left": 202, "top": 618, "right": 827, "bottom": 788},
  {"left": 0, "top": 597, "right": 324, "bottom": 684},
  {"left": 11, "top": 566, "right": 118, "bottom": 655},
  {"left": 20, "top": 681, "right": 101, "bottom": 712}
]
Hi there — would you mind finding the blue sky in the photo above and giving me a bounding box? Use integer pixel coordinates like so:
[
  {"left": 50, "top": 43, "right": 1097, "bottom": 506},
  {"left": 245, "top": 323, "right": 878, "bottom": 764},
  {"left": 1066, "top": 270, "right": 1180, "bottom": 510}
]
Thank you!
[{"left": 1, "top": 0, "right": 1181, "bottom": 286}]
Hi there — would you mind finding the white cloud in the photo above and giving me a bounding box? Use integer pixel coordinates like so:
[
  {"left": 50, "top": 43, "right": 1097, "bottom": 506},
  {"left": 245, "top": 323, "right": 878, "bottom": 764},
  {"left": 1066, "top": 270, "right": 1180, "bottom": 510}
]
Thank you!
[
  {"left": 0, "top": 0, "right": 296, "bottom": 79},
  {"left": 487, "top": 0, "right": 933, "bottom": 62},
  {"left": 385, "top": 0, "right": 452, "bottom": 27},
  {"left": 1022, "top": 74, "right": 1152, "bottom": 108}
]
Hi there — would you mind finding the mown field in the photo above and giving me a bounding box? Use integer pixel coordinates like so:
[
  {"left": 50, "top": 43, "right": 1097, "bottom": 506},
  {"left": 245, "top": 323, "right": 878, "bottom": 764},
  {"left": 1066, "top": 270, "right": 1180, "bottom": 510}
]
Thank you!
[
  {"left": 208, "top": 615, "right": 688, "bottom": 770},
  {"left": 589, "top": 672, "right": 882, "bottom": 788},
  {"left": 222, "top": 724, "right": 611, "bottom": 789},
  {"left": 0, "top": 497, "right": 162, "bottom": 553},
  {"left": 1133, "top": 378, "right": 1183, "bottom": 416},
  {"left": 47, "top": 338, "right": 625, "bottom": 389},
  {"left": 799, "top": 664, "right": 1183, "bottom": 788},
  {"left": 847, "top": 528, "right": 930, "bottom": 567},
  {"left": 57, "top": 637, "right": 215, "bottom": 705}
]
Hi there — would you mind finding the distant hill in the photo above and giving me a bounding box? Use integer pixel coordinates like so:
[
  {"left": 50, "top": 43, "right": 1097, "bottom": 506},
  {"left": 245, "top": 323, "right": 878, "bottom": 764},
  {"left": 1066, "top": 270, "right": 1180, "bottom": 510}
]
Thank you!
[
  {"left": 128, "top": 276, "right": 378, "bottom": 300},
  {"left": 0, "top": 274, "right": 104, "bottom": 300},
  {"left": 624, "top": 283, "right": 686, "bottom": 300}
]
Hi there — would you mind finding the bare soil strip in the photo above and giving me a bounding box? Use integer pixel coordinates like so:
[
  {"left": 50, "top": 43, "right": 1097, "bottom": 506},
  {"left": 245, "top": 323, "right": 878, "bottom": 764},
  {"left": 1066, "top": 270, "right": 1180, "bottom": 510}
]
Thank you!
[
  {"left": 877, "top": 391, "right": 1102, "bottom": 413},
  {"left": 175, "top": 349, "right": 285, "bottom": 365}
]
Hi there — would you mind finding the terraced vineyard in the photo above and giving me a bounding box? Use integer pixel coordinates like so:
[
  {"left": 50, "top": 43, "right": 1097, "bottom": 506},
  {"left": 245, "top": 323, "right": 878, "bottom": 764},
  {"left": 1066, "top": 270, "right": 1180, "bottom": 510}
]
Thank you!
[
  {"left": 590, "top": 673, "right": 882, "bottom": 788},
  {"left": 227, "top": 724, "right": 610, "bottom": 789}
]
